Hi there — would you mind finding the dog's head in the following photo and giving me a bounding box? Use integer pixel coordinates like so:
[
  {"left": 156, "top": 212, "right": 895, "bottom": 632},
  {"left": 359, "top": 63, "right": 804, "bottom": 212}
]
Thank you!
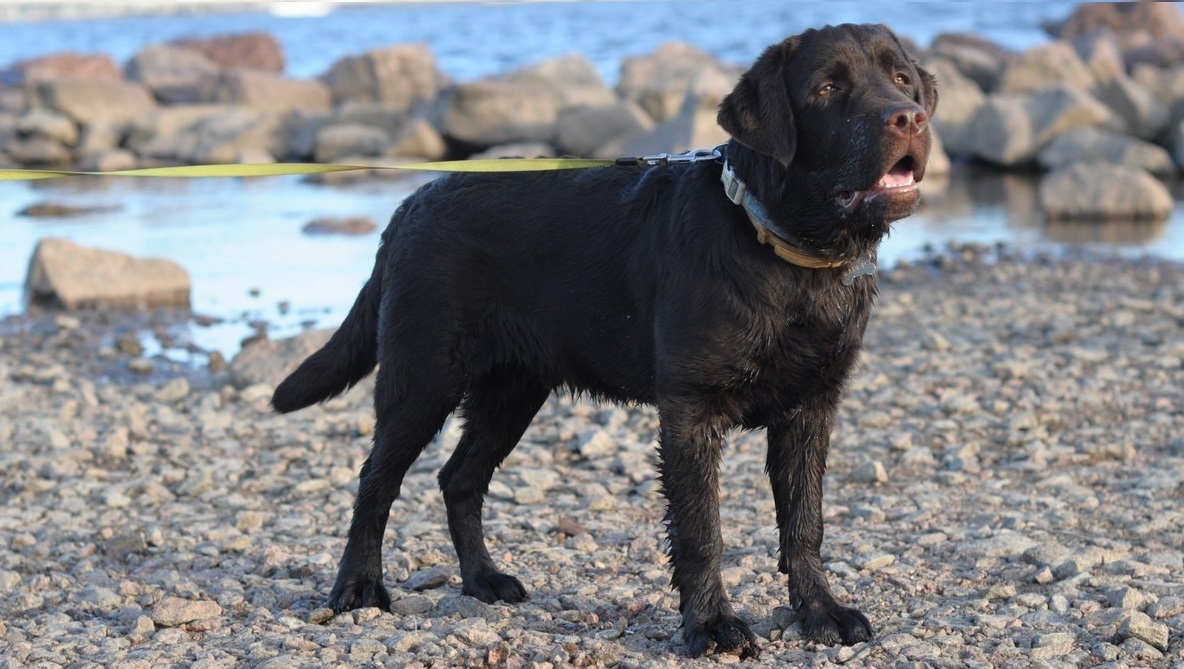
[{"left": 718, "top": 24, "right": 937, "bottom": 257}]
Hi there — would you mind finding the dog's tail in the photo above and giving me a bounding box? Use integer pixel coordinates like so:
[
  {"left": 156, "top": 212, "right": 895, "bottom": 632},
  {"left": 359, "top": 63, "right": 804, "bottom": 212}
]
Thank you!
[{"left": 271, "top": 253, "right": 383, "bottom": 414}]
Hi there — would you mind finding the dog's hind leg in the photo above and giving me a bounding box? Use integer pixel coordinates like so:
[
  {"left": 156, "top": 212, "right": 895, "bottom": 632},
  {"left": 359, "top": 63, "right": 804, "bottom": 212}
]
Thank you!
[
  {"left": 766, "top": 396, "right": 874, "bottom": 645},
  {"left": 437, "top": 372, "right": 550, "bottom": 603},
  {"left": 327, "top": 362, "right": 460, "bottom": 613}
]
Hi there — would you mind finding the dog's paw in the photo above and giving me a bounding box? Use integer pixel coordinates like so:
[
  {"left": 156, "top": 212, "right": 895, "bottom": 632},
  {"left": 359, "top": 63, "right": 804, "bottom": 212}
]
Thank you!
[
  {"left": 327, "top": 574, "right": 392, "bottom": 614},
  {"left": 801, "top": 602, "right": 873, "bottom": 646},
  {"left": 462, "top": 570, "right": 528, "bottom": 604},
  {"left": 684, "top": 614, "right": 760, "bottom": 659}
]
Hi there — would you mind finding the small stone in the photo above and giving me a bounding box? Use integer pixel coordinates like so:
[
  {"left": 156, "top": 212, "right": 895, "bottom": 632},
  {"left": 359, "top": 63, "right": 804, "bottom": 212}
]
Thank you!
[
  {"left": 856, "top": 553, "right": 895, "bottom": 571},
  {"left": 1015, "top": 592, "right": 1047, "bottom": 608},
  {"left": 1147, "top": 596, "right": 1184, "bottom": 619},
  {"left": 916, "top": 532, "right": 947, "bottom": 546},
  {"left": 1031, "top": 632, "right": 1075, "bottom": 660},
  {"left": 407, "top": 567, "right": 450, "bottom": 592},
  {"left": 129, "top": 615, "right": 155, "bottom": 642},
  {"left": 308, "top": 608, "right": 335, "bottom": 624},
  {"left": 1118, "top": 611, "right": 1169, "bottom": 651},
  {"left": 1106, "top": 586, "right": 1147, "bottom": 610},
  {"left": 103, "top": 531, "right": 147, "bottom": 558},
  {"left": 128, "top": 359, "right": 154, "bottom": 375},
  {"left": 986, "top": 584, "right": 1017, "bottom": 601},
  {"left": 1033, "top": 566, "right": 1055, "bottom": 585},
  {"left": 849, "top": 460, "right": 888, "bottom": 484},
  {"left": 577, "top": 427, "right": 617, "bottom": 458},
  {"left": 1120, "top": 637, "right": 1164, "bottom": 662},
  {"left": 154, "top": 377, "right": 190, "bottom": 403},
  {"left": 150, "top": 596, "right": 222, "bottom": 627}
]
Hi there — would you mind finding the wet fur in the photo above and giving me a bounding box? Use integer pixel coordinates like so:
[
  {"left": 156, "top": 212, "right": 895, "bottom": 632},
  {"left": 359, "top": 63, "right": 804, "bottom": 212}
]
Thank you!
[{"left": 273, "top": 23, "right": 936, "bottom": 659}]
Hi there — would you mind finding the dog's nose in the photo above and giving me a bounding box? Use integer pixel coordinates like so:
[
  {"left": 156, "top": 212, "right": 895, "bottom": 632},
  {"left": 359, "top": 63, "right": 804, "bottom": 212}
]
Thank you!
[{"left": 883, "top": 104, "right": 928, "bottom": 137}]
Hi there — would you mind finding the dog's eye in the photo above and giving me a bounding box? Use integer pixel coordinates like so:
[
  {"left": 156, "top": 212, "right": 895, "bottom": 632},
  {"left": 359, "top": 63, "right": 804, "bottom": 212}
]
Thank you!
[
  {"left": 818, "top": 83, "right": 837, "bottom": 97},
  {"left": 894, "top": 73, "right": 911, "bottom": 87}
]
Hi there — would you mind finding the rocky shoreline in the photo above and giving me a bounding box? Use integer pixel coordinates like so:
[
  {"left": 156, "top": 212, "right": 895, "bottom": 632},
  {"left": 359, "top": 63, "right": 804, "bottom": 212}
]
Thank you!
[
  {"left": 2, "top": 2, "right": 1184, "bottom": 221},
  {"left": 1, "top": 245, "right": 1181, "bottom": 667}
]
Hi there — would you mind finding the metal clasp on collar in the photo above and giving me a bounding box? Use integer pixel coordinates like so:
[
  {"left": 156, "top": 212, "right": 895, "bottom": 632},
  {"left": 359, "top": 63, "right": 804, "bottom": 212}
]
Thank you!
[
  {"left": 720, "top": 159, "right": 746, "bottom": 205},
  {"left": 630, "top": 147, "right": 723, "bottom": 167}
]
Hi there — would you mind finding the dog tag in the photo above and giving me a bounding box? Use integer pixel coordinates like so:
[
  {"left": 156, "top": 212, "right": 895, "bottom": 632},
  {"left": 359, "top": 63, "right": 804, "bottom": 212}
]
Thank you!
[{"left": 841, "top": 255, "right": 877, "bottom": 286}]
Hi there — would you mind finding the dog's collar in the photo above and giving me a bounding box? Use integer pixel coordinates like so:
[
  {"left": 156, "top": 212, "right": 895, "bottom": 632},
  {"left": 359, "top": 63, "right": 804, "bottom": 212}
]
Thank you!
[{"left": 720, "top": 159, "right": 876, "bottom": 284}]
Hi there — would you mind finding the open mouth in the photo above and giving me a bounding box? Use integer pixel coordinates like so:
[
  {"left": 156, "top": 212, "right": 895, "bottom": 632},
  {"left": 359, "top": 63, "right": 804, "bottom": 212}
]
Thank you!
[{"left": 834, "top": 155, "right": 921, "bottom": 214}]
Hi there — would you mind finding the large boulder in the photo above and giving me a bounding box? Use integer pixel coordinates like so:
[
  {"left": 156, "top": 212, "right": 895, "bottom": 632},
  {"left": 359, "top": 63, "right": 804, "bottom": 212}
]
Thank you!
[
  {"left": 1036, "top": 126, "right": 1175, "bottom": 175},
  {"left": 124, "top": 44, "right": 221, "bottom": 104},
  {"left": 215, "top": 70, "right": 331, "bottom": 114},
  {"left": 930, "top": 33, "right": 1011, "bottom": 93},
  {"left": 996, "top": 41, "right": 1094, "bottom": 94},
  {"left": 125, "top": 104, "right": 230, "bottom": 158},
  {"left": 616, "top": 41, "right": 739, "bottom": 122},
  {"left": 313, "top": 122, "right": 388, "bottom": 162},
  {"left": 137, "top": 107, "right": 286, "bottom": 164},
  {"left": 0, "top": 52, "right": 121, "bottom": 86},
  {"left": 33, "top": 79, "right": 156, "bottom": 128},
  {"left": 967, "top": 86, "right": 1118, "bottom": 166},
  {"left": 171, "top": 32, "right": 285, "bottom": 73},
  {"left": 500, "top": 54, "right": 617, "bottom": 112},
  {"left": 1092, "top": 75, "right": 1169, "bottom": 141},
  {"left": 594, "top": 93, "right": 729, "bottom": 160},
  {"left": 24, "top": 237, "right": 191, "bottom": 310},
  {"left": 386, "top": 118, "right": 447, "bottom": 160},
  {"left": 320, "top": 44, "right": 442, "bottom": 111},
  {"left": 927, "top": 58, "right": 986, "bottom": 158},
  {"left": 440, "top": 79, "right": 558, "bottom": 148},
  {"left": 1039, "top": 162, "right": 1173, "bottom": 222},
  {"left": 556, "top": 101, "right": 653, "bottom": 157}
]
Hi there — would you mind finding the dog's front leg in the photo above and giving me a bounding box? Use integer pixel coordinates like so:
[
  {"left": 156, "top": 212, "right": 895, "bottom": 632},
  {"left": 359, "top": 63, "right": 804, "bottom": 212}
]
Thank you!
[
  {"left": 766, "top": 399, "right": 873, "bottom": 645},
  {"left": 657, "top": 402, "right": 759, "bottom": 659}
]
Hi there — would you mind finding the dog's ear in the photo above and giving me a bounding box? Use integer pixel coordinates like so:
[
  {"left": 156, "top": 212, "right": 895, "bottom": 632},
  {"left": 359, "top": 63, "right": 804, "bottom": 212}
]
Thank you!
[
  {"left": 915, "top": 62, "right": 939, "bottom": 119},
  {"left": 717, "top": 37, "right": 798, "bottom": 168}
]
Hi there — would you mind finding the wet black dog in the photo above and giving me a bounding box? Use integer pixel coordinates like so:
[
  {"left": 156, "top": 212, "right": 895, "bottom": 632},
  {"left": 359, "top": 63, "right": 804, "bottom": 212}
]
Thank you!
[{"left": 273, "top": 23, "right": 935, "bottom": 659}]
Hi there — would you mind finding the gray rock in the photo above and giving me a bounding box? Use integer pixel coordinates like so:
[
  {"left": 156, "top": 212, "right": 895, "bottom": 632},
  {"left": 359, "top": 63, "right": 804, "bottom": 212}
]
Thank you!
[
  {"left": 849, "top": 460, "right": 888, "bottom": 484},
  {"left": 594, "top": 93, "right": 729, "bottom": 160},
  {"left": 1037, "top": 126, "right": 1175, "bottom": 174},
  {"left": 387, "top": 118, "right": 447, "bottom": 160},
  {"left": 124, "top": 44, "right": 221, "bottom": 104},
  {"left": 1075, "top": 33, "right": 1127, "bottom": 85},
  {"left": 24, "top": 237, "right": 191, "bottom": 310},
  {"left": 124, "top": 103, "right": 228, "bottom": 158},
  {"left": 1118, "top": 610, "right": 1169, "bottom": 651},
  {"left": 930, "top": 32, "right": 1010, "bottom": 92},
  {"left": 556, "top": 101, "right": 653, "bottom": 157},
  {"left": 229, "top": 328, "right": 333, "bottom": 389},
  {"left": 1039, "top": 162, "right": 1173, "bottom": 221},
  {"left": 926, "top": 58, "right": 986, "bottom": 158},
  {"left": 1093, "top": 75, "right": 1170, "bottom": 141},
  {"left": 320, "top": 44, "right": 443, "bottom": 110},
  {"left": 313, "top": 122, "right": 389, "bottom": 162},
  {"left": 302, "top": 216, "right": 378, "bottom": 236},
  {"left": 33, "top": 79, "right": 156, "bottom": 129},
  {"left": 500, "top": 54, "right": 617, "bottom": 112},
  {"left": 616, "top": 41, "right": 739, "bottom": 122},
  {"left": 997, "top": 40, "right": 1094, "bottom": 93},
  {"left": 16, "top": 109, "right": 78, "bottom": 144},
  {"left": 3, "top": 135, "right": 71, "bottom": 166},
  {"left": 146, "top": 107, "right": 287, "bottom": 164},
  {"left": 968, "top": 86, "right": 1116, "bottom": 166},
  {"left": 215, "top": 70, "right": 331, "bottom": 114},
  {"left": 150, "top": 596, "right": 222, "bottom": 627},
  {"left": 441, "top": 79, "right": 558, "bottom": 148}
]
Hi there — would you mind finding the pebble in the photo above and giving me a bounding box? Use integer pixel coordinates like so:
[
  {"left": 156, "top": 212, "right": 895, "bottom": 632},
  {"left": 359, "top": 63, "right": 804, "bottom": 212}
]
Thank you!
[
  {"left": 1118, "top": 610, "right": 1170, "bottom": 651},
  {"left": 150, "top": 596, "right": 223, "bottom": 627},
  {"left": 849, "top": 460, "right": 888, "bottom": 483}
]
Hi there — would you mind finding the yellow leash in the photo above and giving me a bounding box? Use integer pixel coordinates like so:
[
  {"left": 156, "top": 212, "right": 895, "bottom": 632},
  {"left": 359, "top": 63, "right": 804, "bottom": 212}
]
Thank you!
[{"left": 0, "top": 157, "right": 620, "bottom": 181}]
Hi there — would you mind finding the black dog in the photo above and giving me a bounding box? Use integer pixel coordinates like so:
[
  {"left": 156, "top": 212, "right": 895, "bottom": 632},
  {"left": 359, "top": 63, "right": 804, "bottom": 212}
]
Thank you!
[{"left": 273, "top": 23, "right": 935, "bottom": 659}]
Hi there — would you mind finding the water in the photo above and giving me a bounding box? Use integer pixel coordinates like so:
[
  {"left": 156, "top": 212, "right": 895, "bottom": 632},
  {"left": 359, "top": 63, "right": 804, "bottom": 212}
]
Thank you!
[{"left": 1, "top": 1, "right": 1181, "bottom": 358}]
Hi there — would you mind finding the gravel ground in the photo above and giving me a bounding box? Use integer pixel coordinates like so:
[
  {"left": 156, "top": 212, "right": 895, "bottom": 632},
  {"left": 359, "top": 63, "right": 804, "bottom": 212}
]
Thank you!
[{"left": 1, "top": 245, "right": 1182, "bottom": 669}]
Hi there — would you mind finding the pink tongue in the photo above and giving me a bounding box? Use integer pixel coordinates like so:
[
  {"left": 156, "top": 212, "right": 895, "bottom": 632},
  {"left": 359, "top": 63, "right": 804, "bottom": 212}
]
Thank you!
[{"left": 877, "top": 166, "right": 915, "bottom": 188}]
